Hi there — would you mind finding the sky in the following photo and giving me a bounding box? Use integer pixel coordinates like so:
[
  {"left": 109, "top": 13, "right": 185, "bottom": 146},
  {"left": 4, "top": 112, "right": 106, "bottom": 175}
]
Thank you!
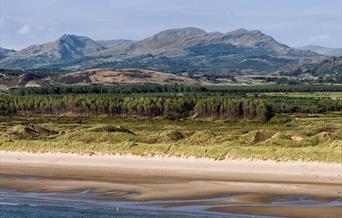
[{"left": 1, "top": 0, "right": 341, "bottom": 50}]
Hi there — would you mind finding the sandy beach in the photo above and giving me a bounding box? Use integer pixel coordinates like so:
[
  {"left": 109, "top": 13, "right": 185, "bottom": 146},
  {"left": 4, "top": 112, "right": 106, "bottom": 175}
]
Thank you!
[{"left": 1, "top": 151, "right": 341, "bottom": 217}]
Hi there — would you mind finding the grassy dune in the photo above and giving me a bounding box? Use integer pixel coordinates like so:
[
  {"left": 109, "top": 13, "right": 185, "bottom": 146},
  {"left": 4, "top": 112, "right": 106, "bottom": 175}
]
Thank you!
[{"left": 0, "top": 113, "right": 341, "bottom": 162}]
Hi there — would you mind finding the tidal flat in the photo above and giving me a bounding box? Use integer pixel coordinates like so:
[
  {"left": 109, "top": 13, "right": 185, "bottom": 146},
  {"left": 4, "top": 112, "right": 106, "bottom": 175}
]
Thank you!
[{"left": 1, "top": 152, "right": 341, "bottom": 217}]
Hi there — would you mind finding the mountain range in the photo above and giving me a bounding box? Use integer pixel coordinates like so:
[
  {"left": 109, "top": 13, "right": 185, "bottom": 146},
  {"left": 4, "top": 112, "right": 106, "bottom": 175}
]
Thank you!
[
  {"left": 0, "top": 27, "right": 327, "bottom": 74},
  {"left": 280, "top": 57, "right": 342, "bottom": 77},
  {"left": 297, "top": 45, "right": 342, "bottom": 57}
]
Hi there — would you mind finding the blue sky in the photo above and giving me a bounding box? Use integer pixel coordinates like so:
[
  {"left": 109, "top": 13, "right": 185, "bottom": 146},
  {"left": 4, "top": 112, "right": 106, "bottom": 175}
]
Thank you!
[{"left": 1, "top": 0, "right": 341, "bottom": 50}]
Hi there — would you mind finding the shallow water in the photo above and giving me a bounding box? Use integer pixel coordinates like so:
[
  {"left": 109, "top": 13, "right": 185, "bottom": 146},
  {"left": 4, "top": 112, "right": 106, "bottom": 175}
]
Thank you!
[
  {"left": 0, "top": 190, "right": 253, "bottom": 218},
  {"left": 1, "top": 189, "right": 341, "bottom": 218}
]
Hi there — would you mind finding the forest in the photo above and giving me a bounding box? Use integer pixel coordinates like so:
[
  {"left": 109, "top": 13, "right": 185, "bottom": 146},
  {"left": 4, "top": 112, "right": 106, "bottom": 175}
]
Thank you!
[
  {"left": 1, "top": 95, "right": 341, "bottom": 122},
  {"left": 8, "top": 84, "right": 342, "bottom": 95}
]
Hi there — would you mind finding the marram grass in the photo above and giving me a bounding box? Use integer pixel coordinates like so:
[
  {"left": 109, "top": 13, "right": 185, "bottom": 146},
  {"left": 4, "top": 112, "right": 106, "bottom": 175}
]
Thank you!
[{"left": 0, "top": 114, "right": 341, "bottom": 163}]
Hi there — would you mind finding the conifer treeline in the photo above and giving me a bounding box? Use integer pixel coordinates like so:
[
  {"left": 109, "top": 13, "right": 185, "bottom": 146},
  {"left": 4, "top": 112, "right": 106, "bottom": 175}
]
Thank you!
[
  {"left": 0, "top": 95, "right": 273, "bottom": 121},
  {"left": 1, "top": 95, "right": 341, "bottom": 121},
  {"left": 9, "top": 84, "right": 342, "bottom": 95}
]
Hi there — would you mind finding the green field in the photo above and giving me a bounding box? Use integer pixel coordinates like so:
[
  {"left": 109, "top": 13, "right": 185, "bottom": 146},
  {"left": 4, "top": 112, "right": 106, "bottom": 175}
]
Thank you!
[
  {"left": 260, "top": 92, "right": 342, "bottom": 99},
  {"left": 1, "top": 113, "right": 341, "bottom": 162}
]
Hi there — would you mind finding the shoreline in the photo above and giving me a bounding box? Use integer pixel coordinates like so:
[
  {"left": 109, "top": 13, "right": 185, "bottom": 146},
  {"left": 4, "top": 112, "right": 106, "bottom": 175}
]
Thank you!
[
  {"left": 1, "top": 151, "right": 341, "bottom": 178},
  {"left": 1, "top": 151, "right": 342, "bottom": 217},
  {"left": 2, "top": 150, "right": 341, "bottom": 166},
  {"left": 1, "top": 151, "right": 341, "bottom": 195}
]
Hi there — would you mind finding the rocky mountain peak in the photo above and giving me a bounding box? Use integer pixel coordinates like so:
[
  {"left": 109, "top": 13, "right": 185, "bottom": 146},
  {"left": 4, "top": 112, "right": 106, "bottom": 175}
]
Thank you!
[
  {"left": 139, "top": 27, "right": 207, "bottom": 51},
  {"left": 17, "top": 34, "right": 106, "bottom": 62},
  {"left": 97, "top": 28, "right": 208, "bottom": 56},
  {"left": 153, "top": 27, "right": 207, "bottom": 38}
]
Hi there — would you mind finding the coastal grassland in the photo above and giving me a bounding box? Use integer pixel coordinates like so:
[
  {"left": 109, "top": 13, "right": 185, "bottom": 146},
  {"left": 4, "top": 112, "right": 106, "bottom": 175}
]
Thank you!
[{"left": 0, "top": 113, "right": 341, "bottom": 162}]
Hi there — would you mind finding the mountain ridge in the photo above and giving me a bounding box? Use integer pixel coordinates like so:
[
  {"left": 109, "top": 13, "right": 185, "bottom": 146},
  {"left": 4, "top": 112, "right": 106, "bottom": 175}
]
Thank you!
[
  {"left": 298, "top": 45, "right": 342, "bottom": 57},
  {"left": 0, "top": 27, "right": 323, "bottom": 74}
]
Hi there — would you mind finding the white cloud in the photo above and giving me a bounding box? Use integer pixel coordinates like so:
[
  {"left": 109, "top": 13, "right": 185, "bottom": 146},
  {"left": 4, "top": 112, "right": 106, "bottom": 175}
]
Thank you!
[
  {"left": 309, "top": 34, "right": 331, "bottom": 43},
  {"left": 17, "top": 24, "right": 31, "bottom": 34}
]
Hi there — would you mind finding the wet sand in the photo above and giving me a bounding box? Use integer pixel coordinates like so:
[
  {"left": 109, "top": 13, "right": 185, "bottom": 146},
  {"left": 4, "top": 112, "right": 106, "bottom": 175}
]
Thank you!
[
  {"left": 209, "top": 206, "right": 342, "bottom": 218},
  {"left": 1, "top": 151, "right": 341, "bottom": 217}
]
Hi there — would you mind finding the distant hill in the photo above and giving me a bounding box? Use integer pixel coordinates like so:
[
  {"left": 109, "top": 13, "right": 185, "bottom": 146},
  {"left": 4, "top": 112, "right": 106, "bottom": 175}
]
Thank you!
[
  {"left": 0, "top": 47, "right": 16, "bottom": 59},
  {"left": 1, "top": 59, "right": 341, "bottom": 89},
  {"left": 0, "top": 68, "right": 222, "bottom": 88},
  {"left": 1, "top": 34, "right": 106, "bottom": 69},
  {"left": 280, "top": 57, "right": 342, "bottom": 76},
  {"left": 54, "top": 68, "right": 200, "bottom": 86},
  {"left": 0, "top": 27, "right": 322, "bottom": 74},
  {"left": 298, "top": 45, "right": 342, "bottom": 57}
]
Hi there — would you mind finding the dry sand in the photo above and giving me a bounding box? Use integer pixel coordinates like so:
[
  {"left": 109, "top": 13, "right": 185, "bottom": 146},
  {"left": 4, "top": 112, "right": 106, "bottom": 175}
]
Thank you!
[{"left": 1, "top": 151, "right": 341, "bottom": 217}]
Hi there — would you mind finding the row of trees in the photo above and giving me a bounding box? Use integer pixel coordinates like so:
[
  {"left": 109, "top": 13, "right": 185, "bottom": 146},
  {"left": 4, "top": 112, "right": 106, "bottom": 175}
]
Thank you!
[
  {"left": 0, "top": 95, "right": 273, "bottom": 121},
  {"left": 1, "top": 95, "right": 341, "bottom": 121},
  {"left": 9, "top": 84, "right": 342, "bottom": 95},
  {"left": 9, "top": 84, "right": 207, "bottom": 95},
  {"left": 265, "top": 97, "right": 342, "bottom": 114}
]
